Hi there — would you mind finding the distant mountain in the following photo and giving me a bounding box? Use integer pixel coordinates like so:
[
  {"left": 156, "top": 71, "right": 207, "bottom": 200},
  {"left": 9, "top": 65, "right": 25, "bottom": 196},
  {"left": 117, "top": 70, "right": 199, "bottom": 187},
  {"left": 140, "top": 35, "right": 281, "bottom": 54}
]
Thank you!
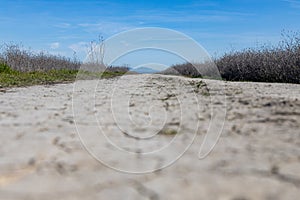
[{"left": 130, "top": 67, "right": 160, "bottom": 74}]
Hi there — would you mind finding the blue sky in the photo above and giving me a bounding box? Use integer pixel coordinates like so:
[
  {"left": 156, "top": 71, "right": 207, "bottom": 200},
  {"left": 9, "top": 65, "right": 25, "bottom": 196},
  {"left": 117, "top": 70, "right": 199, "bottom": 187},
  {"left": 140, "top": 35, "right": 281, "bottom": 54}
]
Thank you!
[{"left": 1, "top": 0, "right": 300, "bottom": 66}]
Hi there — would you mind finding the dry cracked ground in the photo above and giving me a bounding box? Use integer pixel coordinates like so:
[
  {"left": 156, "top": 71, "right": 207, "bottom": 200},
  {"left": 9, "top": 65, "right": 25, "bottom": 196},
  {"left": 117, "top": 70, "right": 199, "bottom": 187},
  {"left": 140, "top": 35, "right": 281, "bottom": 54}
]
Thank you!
[{"left": 0, "top": 74, "right": 300, "bottom": 200}]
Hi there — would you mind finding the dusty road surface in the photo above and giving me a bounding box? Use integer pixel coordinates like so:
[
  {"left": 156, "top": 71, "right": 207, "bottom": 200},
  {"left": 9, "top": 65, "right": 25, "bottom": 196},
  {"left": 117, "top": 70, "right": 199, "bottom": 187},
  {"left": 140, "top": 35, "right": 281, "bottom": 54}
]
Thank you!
[{"left": 0, "top": 74, "right": 300, "bottom": 200}]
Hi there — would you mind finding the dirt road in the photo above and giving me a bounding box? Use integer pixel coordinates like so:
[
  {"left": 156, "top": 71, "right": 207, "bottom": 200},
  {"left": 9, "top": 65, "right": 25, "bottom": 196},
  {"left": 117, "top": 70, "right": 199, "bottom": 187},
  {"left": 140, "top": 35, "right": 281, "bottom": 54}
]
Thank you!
[{"left": 1, "top": 74, "right": 300, "bottom": 200}]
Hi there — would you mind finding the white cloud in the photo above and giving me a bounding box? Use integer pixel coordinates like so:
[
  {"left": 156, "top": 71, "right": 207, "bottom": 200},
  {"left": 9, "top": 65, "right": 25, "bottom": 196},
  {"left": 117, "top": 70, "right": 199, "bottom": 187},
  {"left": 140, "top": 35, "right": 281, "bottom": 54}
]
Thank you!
[
  {"left": 54, "top": 23, "right": 72, "bottom": 28},
  {"left": 69, "top": 42, "right": 88, "bottom": 53},
  {"left": 50, "top": 42, "right": 60, "bottom": 49}
]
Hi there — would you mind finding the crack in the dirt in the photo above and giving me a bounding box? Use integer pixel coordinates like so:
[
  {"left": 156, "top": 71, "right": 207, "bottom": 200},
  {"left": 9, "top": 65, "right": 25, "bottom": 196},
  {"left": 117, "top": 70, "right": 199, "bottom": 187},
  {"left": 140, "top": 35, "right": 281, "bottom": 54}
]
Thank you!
[
  {"left": 131, "top": 180, "right": 160, "bottom": 200},
  {"left": 253, "top": 169, "right": 300, "bottom": 188},
  {"left": 216, "top": 168, "right": 300, "bottom": 188}
]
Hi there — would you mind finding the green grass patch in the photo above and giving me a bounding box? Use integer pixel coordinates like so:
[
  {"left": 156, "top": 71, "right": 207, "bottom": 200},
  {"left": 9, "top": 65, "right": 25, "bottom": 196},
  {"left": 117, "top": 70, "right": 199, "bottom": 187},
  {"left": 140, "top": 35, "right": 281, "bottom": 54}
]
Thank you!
[
  {"left": 0, "top": 63, "right": 15, "bottom": 74},
  {"left": 158, "top": 128, "right": 178, "bottom": 135},
  {"left": 0, "top": 64, "right": 127, "bottom": 88},
  {"left": 0, "top": 69, "right": 77, "bottom": 88}
]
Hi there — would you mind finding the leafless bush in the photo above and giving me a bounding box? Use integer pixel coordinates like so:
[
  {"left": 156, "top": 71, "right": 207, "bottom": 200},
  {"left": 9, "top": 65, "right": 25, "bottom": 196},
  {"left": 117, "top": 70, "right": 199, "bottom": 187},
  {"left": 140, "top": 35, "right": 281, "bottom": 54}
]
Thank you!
[
  {"left": 216, "top": 31, "right": 300, "bottom": 84},
  {"left": 0, "top": 43, "right": 81, "bottom": 72},
  {"left": 0, "top": 42, "right": 129, "bottom": 74},
  {"left": 81, "top": 36, "right": 129, "bottom": 73},
  {"left": 80, "top": 63, "right": 129, "bottom": 73},
  {"left": 160, "top": 62, "right": 200, "bottom": 77},
  {"left": 86, "top": 36, "right": 105, "bottom": 66},
  {"left": 106, "top": 66, "right": 129, "bottom": 73},
  {"left": 160, "top": 31, "right": 300, "bottom": 84},
  {"left": 159, "top": 61, "right": 220, "bottom": 79}
]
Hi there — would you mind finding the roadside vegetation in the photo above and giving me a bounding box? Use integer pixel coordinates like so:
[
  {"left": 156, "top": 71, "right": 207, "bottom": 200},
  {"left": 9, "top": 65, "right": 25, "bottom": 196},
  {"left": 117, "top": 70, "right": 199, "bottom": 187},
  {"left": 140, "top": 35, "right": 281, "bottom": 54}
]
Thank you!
[
  {"left": 217, "top": 31, "right": 300, "bottom": 84},
  {"left": 1, "top": 31, "right": 300, "bottom": 88},
  {"left": 161, "top": 31, "right": 300, "bottom": 84},
  {"left": 159, "top": 62, "right": 220, "bottom": 79},
  {"left": 0, "top": 43, "right": 129, "bottom": 88}
]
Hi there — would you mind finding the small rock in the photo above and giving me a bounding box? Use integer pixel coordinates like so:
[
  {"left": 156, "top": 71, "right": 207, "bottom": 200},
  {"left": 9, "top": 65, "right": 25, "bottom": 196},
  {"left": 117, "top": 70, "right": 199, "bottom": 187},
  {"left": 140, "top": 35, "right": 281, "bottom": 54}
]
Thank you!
[
  {"left": 28, "top": 158, "right": 36, "bottom": 166},
  {"left": 264, "top": 102, "right": 272, "bottom": 107},
  {"left": 52, "top": 136, "right": 60, "bottom": 145},
  {"left": 271, "top": 165, "right": 279, "bottom": 174}
]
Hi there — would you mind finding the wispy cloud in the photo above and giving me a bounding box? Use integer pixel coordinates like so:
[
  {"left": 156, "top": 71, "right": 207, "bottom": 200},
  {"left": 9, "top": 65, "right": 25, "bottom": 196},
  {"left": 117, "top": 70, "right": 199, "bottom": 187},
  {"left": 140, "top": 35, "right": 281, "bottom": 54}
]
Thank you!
[
  {"left": 283, "top": 0, "right": 300, "bottom": 8},
  {"left": 69, "top": 42, "right": 88, "bottom": 53},
  {"left": 78, "top": 22, "right": 134, "bottom": 35},
  {"left": 54, "top": 23, "right": 72, "bottom": 28},
  {"left": 48, "top": 50, "right": 69, "bottom": 57},
  {"left": 114, "top": 9, "right": 254, "bottom": 24},
  {"left": 175, "top": 1, "right": 219, "bottom": 9},
  {"left": 50, "top": 42, "right": 60, "bottom": 49}
]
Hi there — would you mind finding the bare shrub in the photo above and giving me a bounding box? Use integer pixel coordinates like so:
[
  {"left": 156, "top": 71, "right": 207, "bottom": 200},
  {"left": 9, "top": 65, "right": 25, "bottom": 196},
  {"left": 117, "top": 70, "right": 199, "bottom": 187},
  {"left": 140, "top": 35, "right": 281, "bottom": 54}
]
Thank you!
[
  {"left": 160, "top": 31, "right": 300, "bottom": 84},
  {"left": 0, "top": 42, "right": 129, "bottom": 74},
  {"left": 160, "top": 62, "right": 201, "bottom": 78},
  {"left": 216, "top": 31, "right": 300, "bottom": 84},
  {"left": 81, "top": 36, "right": 129, "bottom": 73},
  {"left": 0, "top": 43, "right": 81, "bottom": 72},
  {"left": 159, "top": 61, "right": 220, "bottom": 79}
]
